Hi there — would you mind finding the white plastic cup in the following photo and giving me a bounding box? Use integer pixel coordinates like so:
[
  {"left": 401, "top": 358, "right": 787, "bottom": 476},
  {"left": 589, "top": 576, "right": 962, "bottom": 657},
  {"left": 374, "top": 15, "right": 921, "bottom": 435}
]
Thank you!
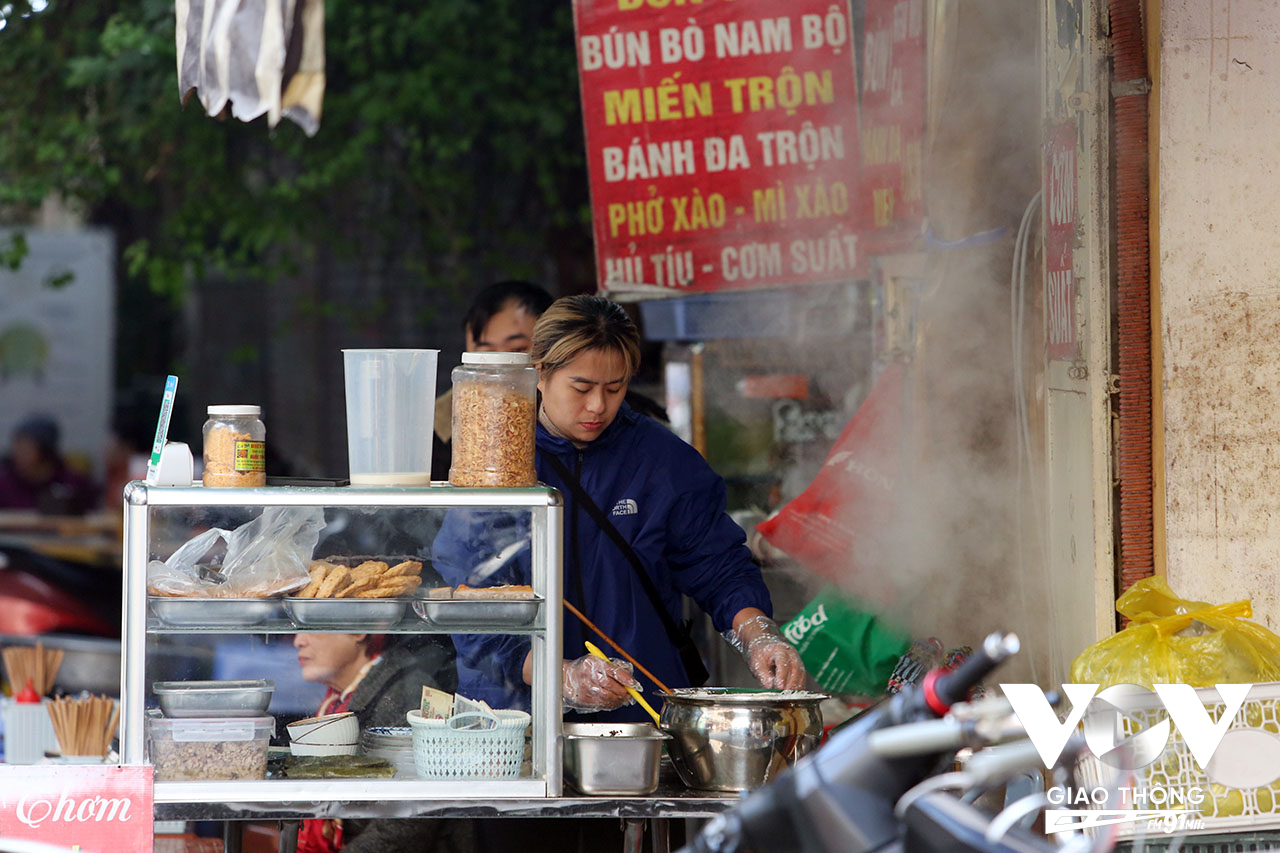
[{"left": 343, "top": 349, "right": 439, "bottom": 485}]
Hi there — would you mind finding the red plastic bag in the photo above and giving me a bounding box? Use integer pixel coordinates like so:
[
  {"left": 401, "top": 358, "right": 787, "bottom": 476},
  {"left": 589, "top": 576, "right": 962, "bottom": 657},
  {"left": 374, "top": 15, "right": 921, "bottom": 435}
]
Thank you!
[{"left": 756, "top": 364, "right": 904, "bottom": 587}]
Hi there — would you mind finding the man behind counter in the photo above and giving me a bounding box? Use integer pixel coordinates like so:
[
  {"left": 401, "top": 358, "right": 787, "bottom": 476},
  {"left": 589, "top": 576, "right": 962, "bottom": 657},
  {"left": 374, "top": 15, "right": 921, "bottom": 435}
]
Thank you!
[
  {"left": 431, "top": 280, "right": 553, "bottom": 481},
  {"left": 430, "top": 295, "right": 805, "bottom": 852},
  {"left": 433, "top": 281, "right": 671, "bottom": 484}
]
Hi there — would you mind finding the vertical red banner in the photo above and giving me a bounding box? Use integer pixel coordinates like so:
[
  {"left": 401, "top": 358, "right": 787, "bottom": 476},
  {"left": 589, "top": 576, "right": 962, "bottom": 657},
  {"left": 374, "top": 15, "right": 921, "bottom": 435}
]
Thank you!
[
  {"left": 858, "top": 0, "right": 925, "bottom": 254},
  {"left": 0, "top": 765, "right": 154, "bottom": 853},
  {"left": 1045, "top": 122, "right": 1077, "bottom": 361},
  {"left": 573, "top": 0, "right": 866, "bottom": 292}
]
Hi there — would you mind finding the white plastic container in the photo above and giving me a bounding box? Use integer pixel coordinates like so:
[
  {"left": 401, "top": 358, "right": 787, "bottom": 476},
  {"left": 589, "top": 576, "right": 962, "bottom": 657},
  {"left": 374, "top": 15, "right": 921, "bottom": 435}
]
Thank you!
[
  {"left": 1075, "top": 682, "right": 1280, "bottom": 838},
  {"left": 148, "top": 715, "right": 273, "bottom": 781},
  {"left": 342, "top": 349, "right": 439, "bottom": 485},
  {"left": 1, "top": 698, "right": 60, "bottom": 764}
]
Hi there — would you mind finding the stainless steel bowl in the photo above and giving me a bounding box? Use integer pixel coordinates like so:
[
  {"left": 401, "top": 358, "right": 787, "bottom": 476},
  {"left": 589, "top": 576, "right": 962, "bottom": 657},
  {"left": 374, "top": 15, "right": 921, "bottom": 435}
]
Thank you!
[
  {"left": 563, "top": 722, "right": 671, "bottom": 795},
  {"left": 153, "top": 679, "right": 275, "bottom": 717},
  {"left": 659, "top": 688, "right": 826, "bottom": 792}
]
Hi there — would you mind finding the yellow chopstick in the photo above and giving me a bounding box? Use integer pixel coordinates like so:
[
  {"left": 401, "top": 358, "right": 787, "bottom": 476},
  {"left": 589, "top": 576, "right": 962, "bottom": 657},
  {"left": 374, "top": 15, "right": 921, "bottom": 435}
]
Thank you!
[{"left": 584, "top": 641, "right": 661, "bottom": 725}]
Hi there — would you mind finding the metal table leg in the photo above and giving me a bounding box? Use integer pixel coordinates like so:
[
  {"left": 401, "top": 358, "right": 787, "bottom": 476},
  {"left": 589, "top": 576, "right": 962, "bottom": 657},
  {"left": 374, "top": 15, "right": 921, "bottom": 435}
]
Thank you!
[
  {"left": 278, "top": 820, "right": 300, "bottom": 853},
  {"left": 623, "top": 818, "right": 646, "bottom": 853},
  {"left": 222, "top": 822, "right": 242, "bottom": 853},
  {"left": 650, "top": 818, "right": 670, "bottom": 853}
]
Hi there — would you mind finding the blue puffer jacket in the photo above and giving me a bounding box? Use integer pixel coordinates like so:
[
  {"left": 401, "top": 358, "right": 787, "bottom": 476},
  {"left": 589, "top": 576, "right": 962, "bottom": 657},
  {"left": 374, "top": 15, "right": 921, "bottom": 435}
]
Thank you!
[{"left": 431, "top": 403, "right": 773, "bottom": 723}]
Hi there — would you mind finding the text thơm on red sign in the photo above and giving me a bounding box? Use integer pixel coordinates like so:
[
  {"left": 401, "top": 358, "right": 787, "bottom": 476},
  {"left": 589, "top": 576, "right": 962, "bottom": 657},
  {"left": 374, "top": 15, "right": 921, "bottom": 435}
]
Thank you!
[{"left": 0, "top": 764, "right": 154, "bottom": 853}]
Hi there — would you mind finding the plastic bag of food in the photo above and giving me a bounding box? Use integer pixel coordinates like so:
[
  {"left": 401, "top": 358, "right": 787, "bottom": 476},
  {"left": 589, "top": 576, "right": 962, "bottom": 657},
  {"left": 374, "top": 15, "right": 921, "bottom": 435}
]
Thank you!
[
  {"left": 755, "top": 365, "right": 904, "bottom": 587},
  {"left": 147, "top": 506, "right": 326, "bottom": 598},
  {"left": 781, "top": 587, "right": 910, "bottom": 696},
  {"left": 1070, "top": 576, "right": 1280, "bottom": 688}
]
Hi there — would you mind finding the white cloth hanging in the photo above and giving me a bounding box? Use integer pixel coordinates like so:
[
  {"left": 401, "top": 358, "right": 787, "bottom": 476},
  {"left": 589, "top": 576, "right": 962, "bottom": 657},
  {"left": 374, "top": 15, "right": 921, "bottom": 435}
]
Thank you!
[{"left": 175, "top": 0, "right": 325, "bottom": 136}]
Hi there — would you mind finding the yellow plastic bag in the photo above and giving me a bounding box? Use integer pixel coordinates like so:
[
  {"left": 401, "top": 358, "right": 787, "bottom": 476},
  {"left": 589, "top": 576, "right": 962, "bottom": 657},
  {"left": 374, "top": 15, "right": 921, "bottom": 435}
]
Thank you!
[{"left": 1070, "top": 576, "right": 1280, "bottom": 687}]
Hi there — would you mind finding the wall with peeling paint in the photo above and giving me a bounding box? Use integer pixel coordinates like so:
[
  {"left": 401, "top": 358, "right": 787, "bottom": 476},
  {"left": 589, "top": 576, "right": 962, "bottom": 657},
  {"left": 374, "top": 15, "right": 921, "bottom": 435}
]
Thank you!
[{"left": 1160, "top": 1, "right": 1280, "bottom": 628}]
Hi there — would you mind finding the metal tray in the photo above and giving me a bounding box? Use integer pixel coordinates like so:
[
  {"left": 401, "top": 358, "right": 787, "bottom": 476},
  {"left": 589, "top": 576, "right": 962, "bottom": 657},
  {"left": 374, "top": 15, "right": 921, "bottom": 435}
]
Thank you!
[
  {"left": 149, "top": 596, "right": 279, "bottom": 627},
  {"left": 563, "top": 723, "right": 670, "bottom": 795},
  {"left": 411, "top": 596, "right": 542, "bottom": 627},
  {"left": 153, "top": 679, "right": 274, "bottom": 718},
  {"left": 283, "top": 597, "right": 408, "bottom": 628}
]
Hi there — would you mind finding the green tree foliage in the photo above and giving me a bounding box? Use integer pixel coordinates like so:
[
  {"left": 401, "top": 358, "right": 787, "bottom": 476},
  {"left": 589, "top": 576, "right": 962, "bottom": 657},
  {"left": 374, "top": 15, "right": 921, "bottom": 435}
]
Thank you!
[{"left": 0, "top": 0, "right": 591, "bottom": 299}]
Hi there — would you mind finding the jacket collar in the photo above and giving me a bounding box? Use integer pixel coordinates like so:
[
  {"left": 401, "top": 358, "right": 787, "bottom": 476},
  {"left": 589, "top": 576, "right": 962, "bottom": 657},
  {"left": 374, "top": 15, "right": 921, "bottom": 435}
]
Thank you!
[{"left": 537, "top": 401, "right": 637, "bottom": 458}]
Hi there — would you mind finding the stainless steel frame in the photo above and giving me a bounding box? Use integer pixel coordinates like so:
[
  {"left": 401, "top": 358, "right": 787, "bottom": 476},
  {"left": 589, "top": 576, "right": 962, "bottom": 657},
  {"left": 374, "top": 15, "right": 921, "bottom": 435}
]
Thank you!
[{"left": 121, "top": 482, "right": 565, "bottom": 804}]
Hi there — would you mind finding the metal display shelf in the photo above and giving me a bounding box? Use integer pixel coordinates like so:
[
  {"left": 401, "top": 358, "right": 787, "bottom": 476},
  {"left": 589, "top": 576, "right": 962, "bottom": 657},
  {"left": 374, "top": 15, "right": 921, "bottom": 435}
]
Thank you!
[
  {"left": 152, "top": 762, "right": 738, "bottom": 821},
  {"left": 121, "top": 481, "right": 566, "bottom": 801},
  {"left": 143, "top": 616, "right": 546, "bottom": 635}
]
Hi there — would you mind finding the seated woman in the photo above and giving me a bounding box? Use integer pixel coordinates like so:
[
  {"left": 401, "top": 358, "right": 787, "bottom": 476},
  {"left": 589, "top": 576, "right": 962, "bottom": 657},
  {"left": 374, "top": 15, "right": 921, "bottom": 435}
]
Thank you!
[
  {"left": 292, "top": 632, "right": 472, "bottom": 853},
  {"left": 0, "top": 414, "right": 98, "bottom": 514}
]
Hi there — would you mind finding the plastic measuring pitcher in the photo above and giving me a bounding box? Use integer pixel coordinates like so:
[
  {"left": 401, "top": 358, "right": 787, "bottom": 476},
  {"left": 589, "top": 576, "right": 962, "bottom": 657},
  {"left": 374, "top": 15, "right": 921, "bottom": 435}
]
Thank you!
[{"left": 343, "top": 349, "right": 439, "bottom": 485}]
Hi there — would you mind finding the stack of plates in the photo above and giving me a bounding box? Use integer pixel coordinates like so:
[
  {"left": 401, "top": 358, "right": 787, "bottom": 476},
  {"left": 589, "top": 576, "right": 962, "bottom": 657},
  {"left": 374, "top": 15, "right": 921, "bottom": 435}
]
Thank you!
[{"left": 361, "top": 726, "right": 416, "bottom": 777}]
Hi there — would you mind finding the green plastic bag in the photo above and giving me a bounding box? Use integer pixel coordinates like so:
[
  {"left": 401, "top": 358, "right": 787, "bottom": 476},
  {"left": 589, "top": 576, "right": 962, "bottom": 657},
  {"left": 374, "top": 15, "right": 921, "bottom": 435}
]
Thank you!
[
  {"left": 782, "top": 587, "right": 910, "bottom": 696},
  {"left": 1070, "top": 576, "right": 1280, "bottom": 688}
]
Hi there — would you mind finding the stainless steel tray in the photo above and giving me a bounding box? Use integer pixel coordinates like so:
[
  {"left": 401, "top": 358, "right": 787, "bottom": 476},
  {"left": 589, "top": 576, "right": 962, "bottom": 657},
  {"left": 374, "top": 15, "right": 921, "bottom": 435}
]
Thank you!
[
  {"left": 411, "top": 596, "right": 542, "bottom": 627},
  {"left": 563, "top": 722, "right": 670, "bottom": 795},
  {"left": 149, "top": 596, "right": 279, "bottom": 627},
  {"left": 153, "top": 679, "right": 274, "bottom": 718},
  {"left": 283, "top": 597, "right": 408, "bottom": 628}
]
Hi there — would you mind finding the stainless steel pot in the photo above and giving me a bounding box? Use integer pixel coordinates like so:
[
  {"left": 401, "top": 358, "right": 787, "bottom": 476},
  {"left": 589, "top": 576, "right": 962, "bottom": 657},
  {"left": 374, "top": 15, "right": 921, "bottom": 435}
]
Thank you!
[{"left": 659, "top": 688, "right": 826, "bottom": 792}]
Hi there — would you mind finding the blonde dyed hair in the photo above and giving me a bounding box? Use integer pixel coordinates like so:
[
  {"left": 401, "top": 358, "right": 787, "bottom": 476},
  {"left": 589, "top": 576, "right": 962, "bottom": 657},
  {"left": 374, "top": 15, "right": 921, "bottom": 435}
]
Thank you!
[{"left": 531, "top": 295, "right": 641, "bottom": 379}]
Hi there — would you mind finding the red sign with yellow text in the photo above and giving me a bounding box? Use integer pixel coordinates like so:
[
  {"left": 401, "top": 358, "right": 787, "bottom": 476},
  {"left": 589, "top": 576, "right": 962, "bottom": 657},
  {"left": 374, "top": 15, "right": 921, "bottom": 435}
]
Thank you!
[
  {"left": 0, "top": 765, "right": 153, "bottom": 853},
  {"left": 574, "top": 0, "right": 865, "bottom": 292}
]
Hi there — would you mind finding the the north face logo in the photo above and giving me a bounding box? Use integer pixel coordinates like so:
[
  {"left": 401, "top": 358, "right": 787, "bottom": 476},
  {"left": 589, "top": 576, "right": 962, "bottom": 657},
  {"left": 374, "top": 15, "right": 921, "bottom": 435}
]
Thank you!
[{"left": 611, "top": 498, "right": 638, "bottom": 516}]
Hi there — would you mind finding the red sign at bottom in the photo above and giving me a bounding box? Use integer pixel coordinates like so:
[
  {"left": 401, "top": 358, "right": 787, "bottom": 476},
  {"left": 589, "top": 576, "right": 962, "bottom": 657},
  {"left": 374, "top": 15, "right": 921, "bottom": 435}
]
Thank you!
[{"left": 0, "top": 765, "right": 153, "bottom": 853}]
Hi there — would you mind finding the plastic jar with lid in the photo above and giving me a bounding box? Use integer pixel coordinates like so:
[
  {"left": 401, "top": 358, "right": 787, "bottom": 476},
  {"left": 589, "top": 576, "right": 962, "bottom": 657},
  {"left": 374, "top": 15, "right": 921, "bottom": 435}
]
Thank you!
[
  {"left": 202, "top": 405, "right": 266, "bottom": 487},
  {"left": 449, "top": 352, "right": 538, "bottom": 487}
]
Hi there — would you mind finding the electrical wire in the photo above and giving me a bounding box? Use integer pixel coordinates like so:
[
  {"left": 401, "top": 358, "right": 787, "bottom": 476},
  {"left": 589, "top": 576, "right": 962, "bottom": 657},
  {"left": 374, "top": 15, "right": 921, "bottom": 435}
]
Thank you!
[
  {"left": 985, "top": 792, "right": 1051, "bottom": 844},
  {"left": 1010, "top": 191, "right": 1048, "bottom": 684},
  {"left": 894, "top": 771, "right": 976, "bottom": 819}
]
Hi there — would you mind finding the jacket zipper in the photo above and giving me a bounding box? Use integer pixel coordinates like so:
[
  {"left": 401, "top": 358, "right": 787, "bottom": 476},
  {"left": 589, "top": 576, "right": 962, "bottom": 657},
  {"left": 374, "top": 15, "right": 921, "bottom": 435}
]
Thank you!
[{"left": 570, "top": 451, "right": 588, "bottom": 614}]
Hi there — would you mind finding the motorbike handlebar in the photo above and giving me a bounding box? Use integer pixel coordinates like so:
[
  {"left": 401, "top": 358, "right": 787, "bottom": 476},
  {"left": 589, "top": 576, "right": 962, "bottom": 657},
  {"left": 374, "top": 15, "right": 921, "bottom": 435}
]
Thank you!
[
  {"left": 926, "top": 632, "right": 1022, "bottom": 714},
  {"left": 676, "top": 631, "right": 1034, "bottom": 853}
]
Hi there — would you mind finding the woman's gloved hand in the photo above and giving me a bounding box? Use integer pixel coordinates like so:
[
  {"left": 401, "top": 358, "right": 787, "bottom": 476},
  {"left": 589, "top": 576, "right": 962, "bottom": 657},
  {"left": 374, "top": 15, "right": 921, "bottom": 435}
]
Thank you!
[
  {"left": 724, "top": 614, "right": 807, "bottom": 689},
  {"left": 562, "top": 655, "right": 640, "bottom": 712}
]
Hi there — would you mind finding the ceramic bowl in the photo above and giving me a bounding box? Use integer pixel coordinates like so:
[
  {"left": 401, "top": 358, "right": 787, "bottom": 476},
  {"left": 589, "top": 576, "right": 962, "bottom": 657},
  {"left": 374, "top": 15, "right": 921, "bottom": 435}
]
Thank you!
[
  {"left": 286, "top": 711, "right": 359, "bottom": 751},
  {"left": 289, "top": 740, "right": 359, "bottom": 757}
]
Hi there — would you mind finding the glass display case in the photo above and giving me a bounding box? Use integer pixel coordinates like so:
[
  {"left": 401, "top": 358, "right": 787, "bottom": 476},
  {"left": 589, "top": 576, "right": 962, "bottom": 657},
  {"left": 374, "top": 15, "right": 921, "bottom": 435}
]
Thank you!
[{"left": 120, "top": 482, "right": 564, "bottom": 810}]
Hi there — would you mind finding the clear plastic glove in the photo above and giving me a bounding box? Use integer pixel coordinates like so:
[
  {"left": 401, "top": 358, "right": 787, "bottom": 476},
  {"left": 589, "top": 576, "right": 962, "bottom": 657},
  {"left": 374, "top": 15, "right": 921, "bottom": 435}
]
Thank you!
[
  {"left": 562, "top": 655, "right": 640, "bottom": 712},
  {"left": 724, "top": 615, "right": 807, "bottom": 689}
]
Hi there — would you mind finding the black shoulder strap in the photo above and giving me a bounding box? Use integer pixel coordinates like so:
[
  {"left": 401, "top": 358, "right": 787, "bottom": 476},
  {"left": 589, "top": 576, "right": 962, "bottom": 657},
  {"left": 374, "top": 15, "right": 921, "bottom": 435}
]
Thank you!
[
  {"left": 544, "top": 452, "right": 709, "bottom": 685},
  {"left": 544, "top": 453, "right": 681, "bottom": 642}
]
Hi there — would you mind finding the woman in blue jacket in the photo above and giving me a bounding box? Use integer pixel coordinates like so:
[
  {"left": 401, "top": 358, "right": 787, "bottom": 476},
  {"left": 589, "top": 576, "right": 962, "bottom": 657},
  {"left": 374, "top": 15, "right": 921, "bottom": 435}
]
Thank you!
[{"left": 433, "top": 295, "right": 804, "bottom": 722}]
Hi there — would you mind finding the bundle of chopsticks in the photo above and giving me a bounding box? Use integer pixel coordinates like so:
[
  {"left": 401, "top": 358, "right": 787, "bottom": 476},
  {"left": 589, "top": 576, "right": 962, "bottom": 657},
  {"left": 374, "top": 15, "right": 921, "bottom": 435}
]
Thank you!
[
  {"left": 46, "top": 695, "right": 119, "bottom": 757},
  {"left": 2, "top": 641, "right": 63, "bottom": 696}
]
